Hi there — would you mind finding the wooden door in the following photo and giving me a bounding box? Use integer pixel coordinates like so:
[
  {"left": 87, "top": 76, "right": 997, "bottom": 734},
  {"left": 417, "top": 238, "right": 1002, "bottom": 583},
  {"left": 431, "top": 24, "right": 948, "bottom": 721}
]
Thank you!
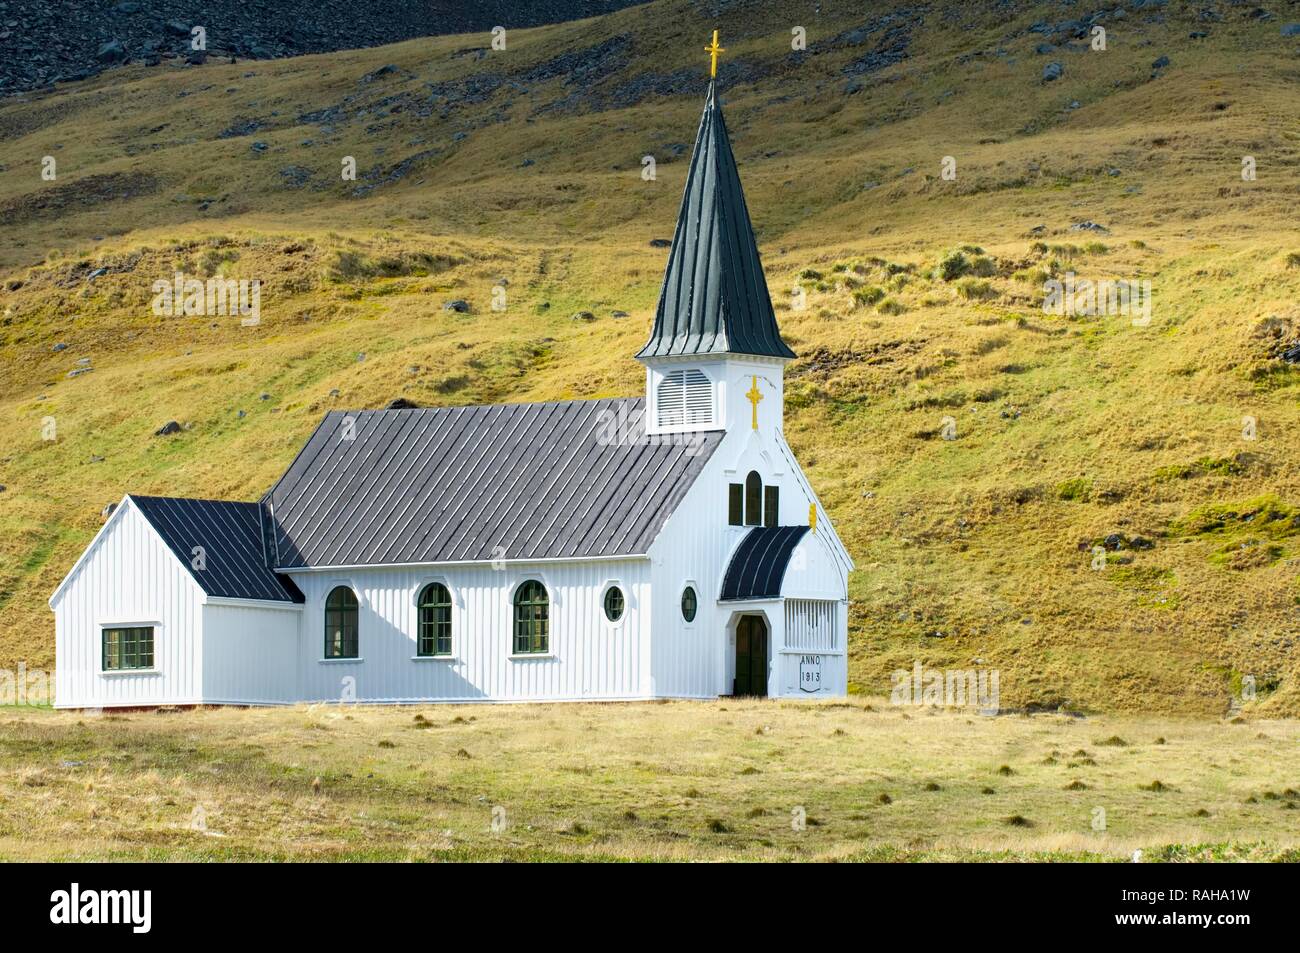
[{"left": 734, "top": 615, "right": 768, "bottom": 697}]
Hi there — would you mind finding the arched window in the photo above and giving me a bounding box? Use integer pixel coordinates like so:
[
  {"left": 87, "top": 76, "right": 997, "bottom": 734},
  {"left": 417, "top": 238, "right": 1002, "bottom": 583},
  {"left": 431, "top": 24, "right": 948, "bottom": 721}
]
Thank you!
[
  {"left": 603, "top": 585, "right": 625, "bottom": 623},
  {"left": 681, "top": 585, "right": 698, "bottom": 623},
  {"left": 744, "top": 470, "right": 763, "bottom": 525},
  {"left": 513, "top": 580, "right": 549, "bottom": 655},
  {"left": 324, "top": 586, "right": 359, "bottom": 659},
  {"left": 657, "top": 368, "right": 714, "bottom": 427},
  {"left": 417, "top": 583, "right": 452, "bottom": 657}
]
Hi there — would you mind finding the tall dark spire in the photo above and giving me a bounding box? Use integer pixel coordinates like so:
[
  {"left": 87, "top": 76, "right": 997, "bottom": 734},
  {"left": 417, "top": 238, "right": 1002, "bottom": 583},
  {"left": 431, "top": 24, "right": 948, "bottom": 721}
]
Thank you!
[{"left": 637, "top": 82, "right": 795, "bottom": 361}]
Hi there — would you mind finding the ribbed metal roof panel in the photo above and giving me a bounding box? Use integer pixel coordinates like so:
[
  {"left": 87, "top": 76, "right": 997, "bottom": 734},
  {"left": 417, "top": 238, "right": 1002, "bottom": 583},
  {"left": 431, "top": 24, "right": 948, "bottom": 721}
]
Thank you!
[{"left": 264, "top": 398, "right": 721, "bottom": 568}]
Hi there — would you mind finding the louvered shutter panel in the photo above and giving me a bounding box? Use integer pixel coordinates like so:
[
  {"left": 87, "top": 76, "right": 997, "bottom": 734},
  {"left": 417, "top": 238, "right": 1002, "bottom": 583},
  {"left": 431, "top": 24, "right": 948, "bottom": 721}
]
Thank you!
[{"left": 657, "top": 369, "right": 714, "bottom": 427}]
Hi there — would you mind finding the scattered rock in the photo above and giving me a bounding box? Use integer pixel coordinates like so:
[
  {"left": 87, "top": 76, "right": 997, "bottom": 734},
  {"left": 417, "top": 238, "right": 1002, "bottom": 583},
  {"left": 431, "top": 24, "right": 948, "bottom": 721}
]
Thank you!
[
  {"left": 384, "top": 398, "right": 420, "bottom": 410},
  {"left": 1151, "top": 55, "right": 1170, "bottom": 70},
  {"left": 611, "top": 310, "right": 629, "bottom": 318},
  {"left": 1070, "top": 221, "right": 1109, "bottom": 232},
  {"left": 101, "top": 502, "right": 116, "bottom": 520},
  {"left": 442, "top": 299, "right": 470, "bottom": 313},
  {"left": 66, "top": 367, "right": 93, "bottom": 378},
  {"left": 571, "top": 310, "right": 596, "bottom": 322},
  {"left": 95, "top": 39, "right": 128, "bottom": 64},
  {"left": 649, "top": 238, "right": 672, "bottom": 248},
  {"left": 250, "top": 141, "right": 269, "bottom": 153},
  {"left": 1282, "top": 24, "right": 1300, "bottom": 37},
  {"left": 360, "top": 64, "right": 399, "bottom": 83},
  {"left": 1042, "top": 62, "right": 1063, "bottom": 82},
  {"left": 154, "top": 421, "right": 182, "bottom": 436},
  {"left": 51, "top": 342, "right": 68, "bottom": 352}
]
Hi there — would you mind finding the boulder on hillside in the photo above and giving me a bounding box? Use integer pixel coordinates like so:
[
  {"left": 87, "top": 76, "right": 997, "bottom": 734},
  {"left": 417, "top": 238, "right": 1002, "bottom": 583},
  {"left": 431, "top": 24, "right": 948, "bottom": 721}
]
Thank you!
[
  {"left": 154, "top": 420, "right": 182, "bottom": 436},
  {"left": 1042, "top": 62, "right": 1063, "bottom": 82},
  {"left": 96, "top": 40, "right": 128, "bottom": 64}
]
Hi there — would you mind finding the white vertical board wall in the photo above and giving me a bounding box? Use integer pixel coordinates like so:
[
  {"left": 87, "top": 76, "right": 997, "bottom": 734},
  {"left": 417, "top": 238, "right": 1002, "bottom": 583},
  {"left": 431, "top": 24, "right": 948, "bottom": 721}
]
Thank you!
[
  {"left": 52, "top": 501, "right": 204, "bottom": 708},
  {"left": 202, "top": 603, "right": 300, "bottom": 705},
  {"left": 287, "top": 559, "right": 650, "bottom": 703},
  {"left": 648, "top": 355, "right": 851, "bottom": 699}
]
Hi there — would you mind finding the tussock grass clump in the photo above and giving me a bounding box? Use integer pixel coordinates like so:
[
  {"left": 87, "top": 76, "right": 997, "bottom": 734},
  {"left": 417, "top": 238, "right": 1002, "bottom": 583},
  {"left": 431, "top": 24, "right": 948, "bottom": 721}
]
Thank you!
[
  {"left": 1056, "top": 478, "right": 1091, "bottom": 502},
  {"left": 923, "top": 781, "right": 942, "bottom": 791},
  {"left": 876, "top": 793, "right": 893, "bottom": 804},
  {"left": 706, "top": 818, "right": 730, "bottom": 833},
  {"left": 996, "top": 765, "right": 1014, "bottom": 776},
  {"left": 853, "top": 285, "right": 885, "bottom": 306},
  {"left": 956, "top": 278, "right": 994, "bottom": 300},
  {"left": 1004, "top": 814, "right": 1033, "bottom": 827},
  {"left": 1097, "top": 736, "right": 1128, "bottom": 747},
  {"left": 1140, "top": 780, "right": 1169, "bottom": 792},
  {"left": 935, "top": 249, "right": 969, "bottom": 281},
  {"left": 1064, "top": 780, "right": 1088, "bottom": 791}
]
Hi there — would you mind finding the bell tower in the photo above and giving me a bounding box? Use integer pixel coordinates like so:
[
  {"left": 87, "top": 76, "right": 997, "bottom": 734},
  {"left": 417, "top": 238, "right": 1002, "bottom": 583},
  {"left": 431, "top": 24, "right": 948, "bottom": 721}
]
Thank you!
[{"left": 636, "top": 34, "right": 794, "bottom": 439}]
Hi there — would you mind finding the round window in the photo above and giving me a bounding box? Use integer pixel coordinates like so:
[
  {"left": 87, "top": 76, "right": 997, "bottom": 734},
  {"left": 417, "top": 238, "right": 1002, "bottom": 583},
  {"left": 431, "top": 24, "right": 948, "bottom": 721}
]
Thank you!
[
  {"left": 603, "top": 586, "right": 625, "bottom": 623},
  {"left": 681, "top": 585, "right": 698, "bottom": 623}
]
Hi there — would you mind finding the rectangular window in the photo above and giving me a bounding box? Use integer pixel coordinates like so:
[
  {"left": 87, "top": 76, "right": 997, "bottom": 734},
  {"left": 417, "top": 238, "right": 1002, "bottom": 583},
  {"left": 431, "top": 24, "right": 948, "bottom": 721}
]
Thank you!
[
  {"left": 102, "top": 626, "right": 154, "bottom": 671},
  {"left": 764, "top": 486, "right": 779, "bottom": 528},
  {"left": 418, "top": 605, "right": 452, "bottom": 657},
  {"left": 728, "top": 484, "right": 743, "bottom": 525}
]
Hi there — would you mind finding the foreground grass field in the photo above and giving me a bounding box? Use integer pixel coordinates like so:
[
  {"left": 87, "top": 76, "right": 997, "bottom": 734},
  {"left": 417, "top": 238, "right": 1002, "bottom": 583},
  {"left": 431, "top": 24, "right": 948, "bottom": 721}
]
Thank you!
[{"left": 0, "top": 701, "right": 1296, "bottom": 861}]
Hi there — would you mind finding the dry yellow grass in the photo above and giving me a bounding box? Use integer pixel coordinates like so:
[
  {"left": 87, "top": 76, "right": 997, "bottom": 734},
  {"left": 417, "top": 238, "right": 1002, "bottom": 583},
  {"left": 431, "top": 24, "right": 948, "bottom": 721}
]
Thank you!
[
  {"left": 1, "top": 1, "right": 1299, "bottom": 715},
  {"left": 0, "top": 700, "right": 1296, "bottom": 861}
]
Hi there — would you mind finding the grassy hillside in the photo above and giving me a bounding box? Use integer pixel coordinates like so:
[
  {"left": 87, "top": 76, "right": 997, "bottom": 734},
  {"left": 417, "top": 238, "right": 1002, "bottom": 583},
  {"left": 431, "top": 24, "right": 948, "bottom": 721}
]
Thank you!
[{"left": 1, "top": 0, "right": 1299, "bottom": 714}]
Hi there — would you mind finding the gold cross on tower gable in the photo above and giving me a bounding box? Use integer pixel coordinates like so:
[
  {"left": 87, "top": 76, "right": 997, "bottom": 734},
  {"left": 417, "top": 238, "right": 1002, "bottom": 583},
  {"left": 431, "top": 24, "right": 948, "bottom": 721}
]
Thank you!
[
  {"left": 745, "top": 375, "right": 763, "bottom": 430},
  {"left": 705, "top": 29, "right": 725, "bottom": 78}
]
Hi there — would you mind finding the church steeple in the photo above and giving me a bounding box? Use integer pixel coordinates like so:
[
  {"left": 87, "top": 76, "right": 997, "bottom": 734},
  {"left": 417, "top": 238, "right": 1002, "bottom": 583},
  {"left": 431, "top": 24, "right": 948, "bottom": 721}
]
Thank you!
[{"left": 636, "top": 74, "right": 795, "bottom": 362}]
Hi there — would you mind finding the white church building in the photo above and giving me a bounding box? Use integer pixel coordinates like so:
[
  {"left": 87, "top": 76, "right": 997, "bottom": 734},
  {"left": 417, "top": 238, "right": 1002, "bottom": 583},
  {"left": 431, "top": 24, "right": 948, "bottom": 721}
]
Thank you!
[{"left": 49, "top": 77, "right": 853, "bottom": 709}]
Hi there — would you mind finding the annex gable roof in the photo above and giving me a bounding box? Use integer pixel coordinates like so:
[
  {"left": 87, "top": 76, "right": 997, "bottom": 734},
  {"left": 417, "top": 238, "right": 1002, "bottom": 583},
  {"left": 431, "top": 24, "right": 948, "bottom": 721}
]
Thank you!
[{"left": 130, "top": 496, "right": 304, "bottom": 603}]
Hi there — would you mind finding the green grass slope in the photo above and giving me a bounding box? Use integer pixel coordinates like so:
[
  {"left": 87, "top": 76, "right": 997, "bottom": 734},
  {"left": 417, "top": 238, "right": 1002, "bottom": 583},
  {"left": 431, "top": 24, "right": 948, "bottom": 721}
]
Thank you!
[{"left": 1, "top": 0, "right": 1298, "bottom": 714}]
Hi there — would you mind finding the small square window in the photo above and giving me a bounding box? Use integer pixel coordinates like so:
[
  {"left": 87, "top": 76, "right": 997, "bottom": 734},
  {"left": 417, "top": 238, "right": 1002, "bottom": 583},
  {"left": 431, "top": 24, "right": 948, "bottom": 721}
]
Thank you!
[{"left": 103, "top": 626, "right": 154, "bottom": 671}]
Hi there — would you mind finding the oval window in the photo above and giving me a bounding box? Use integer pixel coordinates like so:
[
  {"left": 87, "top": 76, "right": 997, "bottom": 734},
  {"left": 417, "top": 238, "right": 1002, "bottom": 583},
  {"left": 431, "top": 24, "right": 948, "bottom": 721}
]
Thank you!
[
  {"left": 603, "top": 586, "right": 625, "bottom": 623},
  {"left": 681, "top": 585, "right": 698, "bottom": 623}
]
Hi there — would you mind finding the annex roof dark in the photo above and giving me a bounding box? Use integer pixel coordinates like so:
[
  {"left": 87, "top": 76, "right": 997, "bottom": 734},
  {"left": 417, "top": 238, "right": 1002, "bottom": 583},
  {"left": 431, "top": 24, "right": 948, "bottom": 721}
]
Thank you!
[
  {"left": 720, "top": 525, "right": 809, "bottom": 601},
  {"left": 129, "top": 495, "right": 304, "bottom": 603},
  {"left": 636, "top": 81, "right": 795, "bottom": 361},
  {"left": 263, "top": 398, "right": 722, "bottom": 569}
]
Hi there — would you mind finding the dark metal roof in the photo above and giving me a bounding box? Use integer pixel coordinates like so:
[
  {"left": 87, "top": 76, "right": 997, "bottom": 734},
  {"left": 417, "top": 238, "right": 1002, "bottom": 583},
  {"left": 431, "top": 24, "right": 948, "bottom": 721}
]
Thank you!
[
  {"left": 720, "top": 525, "right": 809, "bottom": 601},
  {"left": 637, "top": 81, "right": 795, "bottom": 361},
  {"left": 129, "top": 495, "right": 304, "bottom": 603},
  {"left": 263, "top": 398, "right": 722, "bottom": 569}
]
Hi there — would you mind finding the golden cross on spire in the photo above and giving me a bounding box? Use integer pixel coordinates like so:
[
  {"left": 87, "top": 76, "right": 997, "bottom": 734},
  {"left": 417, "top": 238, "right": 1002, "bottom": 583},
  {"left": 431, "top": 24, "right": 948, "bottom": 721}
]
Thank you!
[
  {"left": 705, "top": 29, "right": 725, "bottom": 78},
  {"left": 745, "top": 375, "right": 763, "bottom": 430}
]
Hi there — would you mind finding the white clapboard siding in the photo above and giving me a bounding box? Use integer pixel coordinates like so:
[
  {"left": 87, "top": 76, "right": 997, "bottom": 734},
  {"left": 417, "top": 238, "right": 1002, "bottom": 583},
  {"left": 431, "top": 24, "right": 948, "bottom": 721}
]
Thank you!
[
  {"left": 51, "top": 500, "right": 204, "bottom": 708},
  {"left": 288, "top": 559, "right": 651, "bottom": 703},
  {"left": 202, "top": 602, "right": 300, "bottom": 705}
]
